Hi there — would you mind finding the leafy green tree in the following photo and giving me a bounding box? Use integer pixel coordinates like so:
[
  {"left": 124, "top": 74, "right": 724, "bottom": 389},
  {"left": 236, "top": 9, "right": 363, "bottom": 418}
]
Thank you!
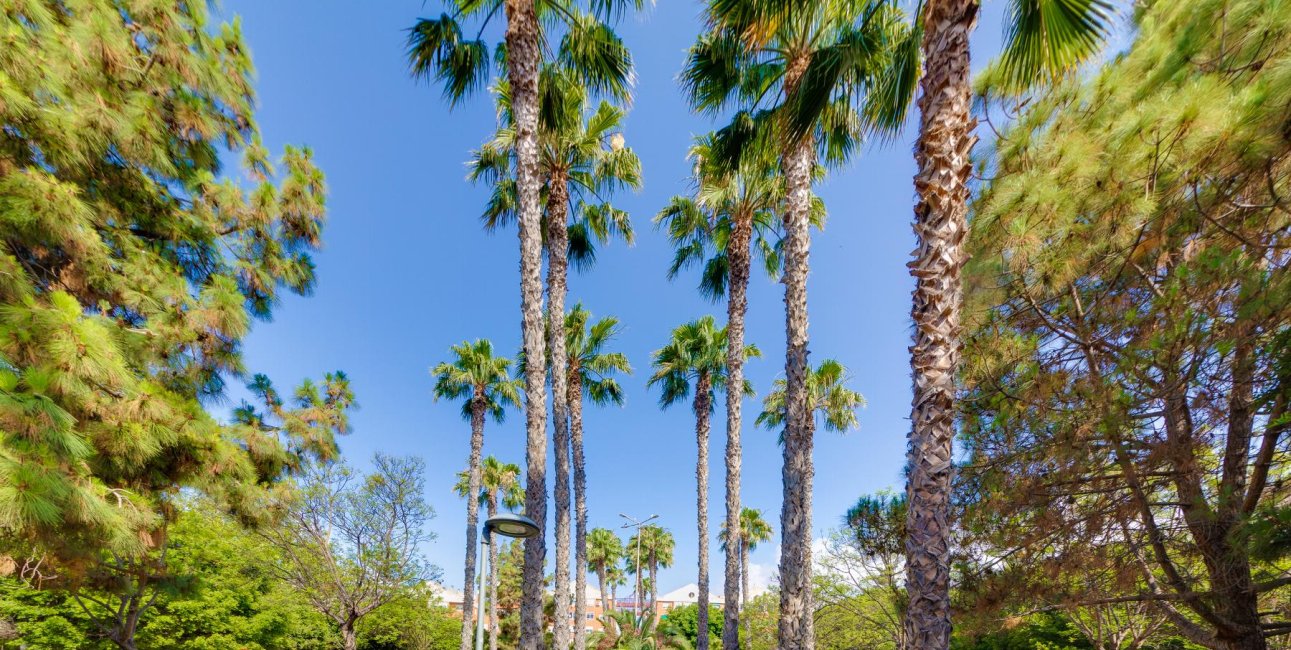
[
  {"left": 408, "top": 4, "right": 644, "bottom": 647},
  {"left": 356, "top": 586, "right": 462, "bottom": 650},
  {"left": 655, "top": 133, "right": 784, "bottom": 642},
  {"left": 661, "top": 603, "right": 724, "bottom": 649},
  {"left": 682, "top": 3, "right": 913, "bottom": 646},
  {"left": 563, "top": 304, "right": 632, "bottom": 636},
  {"left": 650, "top": 316, "right": 758, "bottom": 645},
  {"left": 1, "top": 503, "right": 337, "bottom": 650},
  {"left": 259, "top": 455, "right": 440, "bottom": 650},
  {"left": 0, "top": 0, "right": 349, "bottom": 588},
  {"left": 738, "top": 592, "right": 778, "bottom": 650},
  {"left": 434, "top": 340, "right": 520, "bottom": 650}
]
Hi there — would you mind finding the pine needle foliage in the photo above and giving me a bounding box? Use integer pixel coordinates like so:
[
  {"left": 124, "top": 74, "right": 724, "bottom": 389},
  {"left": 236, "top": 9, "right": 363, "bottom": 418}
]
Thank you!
[
  {"left": 961, "top": 0, "right": 1291, "bottom": 645},
  {"left": 0, "top": 1, "right": 350, "bottom": 572}
]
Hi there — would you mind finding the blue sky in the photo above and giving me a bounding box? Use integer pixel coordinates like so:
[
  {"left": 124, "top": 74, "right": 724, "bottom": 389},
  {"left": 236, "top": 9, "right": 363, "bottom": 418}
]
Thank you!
[{"left": 219, "top": 0, "right": 1011, "bottom": 594}]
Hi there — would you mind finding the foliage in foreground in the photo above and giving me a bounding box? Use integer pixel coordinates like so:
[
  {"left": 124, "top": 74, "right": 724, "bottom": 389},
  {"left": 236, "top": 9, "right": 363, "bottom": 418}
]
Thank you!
[{"left": 960, "top": 0, "right": 1291, "bottom": 647}]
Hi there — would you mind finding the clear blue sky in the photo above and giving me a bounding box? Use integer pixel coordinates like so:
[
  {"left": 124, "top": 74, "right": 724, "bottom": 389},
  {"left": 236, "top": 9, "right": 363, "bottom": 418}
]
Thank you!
[{"left": 220, "top": 0, "right": 1010, "bottom": 594}]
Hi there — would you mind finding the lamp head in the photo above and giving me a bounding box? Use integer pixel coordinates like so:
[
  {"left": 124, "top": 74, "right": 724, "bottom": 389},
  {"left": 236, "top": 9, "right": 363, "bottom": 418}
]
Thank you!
[{"left": 484, "top": 512, "right": 541, "bottom": 539}]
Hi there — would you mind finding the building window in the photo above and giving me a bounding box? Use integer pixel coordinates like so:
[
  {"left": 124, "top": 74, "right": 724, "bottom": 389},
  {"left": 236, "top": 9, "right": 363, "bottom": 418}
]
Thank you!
[{"left": 586, "top": 613, "right": 594, "bottom": 620}]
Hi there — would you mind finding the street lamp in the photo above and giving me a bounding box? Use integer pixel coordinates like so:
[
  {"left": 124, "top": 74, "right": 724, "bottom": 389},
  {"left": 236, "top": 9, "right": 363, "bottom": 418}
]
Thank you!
[
  {"left": 619, "top": 513, "right": 658, "bottom": 624},
  {"left": 476, "top": 513, "right": 540, "bottom": 650}
]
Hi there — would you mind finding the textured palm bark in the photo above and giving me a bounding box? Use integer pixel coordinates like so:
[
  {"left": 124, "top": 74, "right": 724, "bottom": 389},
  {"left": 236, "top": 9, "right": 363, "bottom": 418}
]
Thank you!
[
  {"left": 460, "top": 397, "right": 487, "bottom": 650},
  {"left": 694, "top": 373, "right": 713, "bottom": 650},
  {"left": 547, "top": 171, "right": 574, "bottom": 650},
  {"left": 649, "top": 554, "right": 660, "bottom": 620},
  {"left": 740, "top": 538, "right": 750, "bottom": 645},
  {"left": 777, "top": 53, "right": 816, "bottom": 650},
  {"left": 905, "top": 2, "right": 976, "bottom": 650},
  {"left": 504, "top": 2, "right": 548, "bottom": 648},
  {"left": 722, "top": 212, "right": 752, "bottom": 650},
  {"left": 569, "top": 371, "right": 591, "bottom": 650},
  {"left": 487, "top": 493, "right": 502, "bottom": 650}
]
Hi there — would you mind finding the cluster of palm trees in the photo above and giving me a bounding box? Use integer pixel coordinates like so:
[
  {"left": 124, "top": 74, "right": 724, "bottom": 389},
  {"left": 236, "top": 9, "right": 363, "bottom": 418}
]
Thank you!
[
  {"left": 433, "top": 304, "right": 632, "bottom": 650},
  {"left": 412, "top": 0, "right": 1114, "bottom": 649}
]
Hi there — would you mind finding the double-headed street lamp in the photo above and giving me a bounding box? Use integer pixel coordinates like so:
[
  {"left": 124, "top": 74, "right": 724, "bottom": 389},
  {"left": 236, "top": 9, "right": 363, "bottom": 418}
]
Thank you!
[
  {"left": 619, "top": 512, "right": 658, "bottom": 623},
  {"left": 475, "top": 513, "right": 540, "bottom": 650}
]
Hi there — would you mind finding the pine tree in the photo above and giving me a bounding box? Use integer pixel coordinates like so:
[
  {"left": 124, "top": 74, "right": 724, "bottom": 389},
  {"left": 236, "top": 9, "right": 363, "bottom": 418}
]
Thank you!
[{"left": 0, "top": 1, "right": 350, "bottom": 580}]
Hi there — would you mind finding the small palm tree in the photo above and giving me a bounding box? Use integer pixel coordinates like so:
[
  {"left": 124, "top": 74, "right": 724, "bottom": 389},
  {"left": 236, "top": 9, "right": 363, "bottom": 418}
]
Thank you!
[
  {"left": 433, "top": 340, "right": 519, "bottom": 650},
  {"left": 649, "top": 317, "right": 758, "bottom": 650},
  {"left": 756, "top": 359, "right": 864, "bottom": 441},
  {"left": 588, "top": 527, "right": 626, "bottom": 617},
  {"left": 456, "top": 456, "right": 524, "bottom": 650},
  {"left": 566, "top": 304, "right": 632, "bottom": 640},
  {"left": 628, "top": 525, "right": 675, "bottom": 621},
  {"left": 719, "top": 507, "right": 773, "bottom": 614}
]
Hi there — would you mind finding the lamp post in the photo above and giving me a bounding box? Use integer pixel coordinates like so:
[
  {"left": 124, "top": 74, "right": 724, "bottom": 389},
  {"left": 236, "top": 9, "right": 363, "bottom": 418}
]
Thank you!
[
  {"left": 619, "top": 513, "right": 658, "bottom": 625},
  {"left": 476, "top": 513, "right": 540, "bottom": 650}
]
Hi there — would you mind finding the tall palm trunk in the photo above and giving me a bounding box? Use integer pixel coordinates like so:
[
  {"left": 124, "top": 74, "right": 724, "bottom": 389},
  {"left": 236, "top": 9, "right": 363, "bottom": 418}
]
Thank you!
[
  {"left": 596, "top": 563, "right": 611, "bottom": 615},
  {"left": 461, "top": 396, "right": 487, "bottom": 650},
  {"left": 648, "top": 555, "right": 660, "bottom": 621},
  {"left": 694, "top": 372, "right": 714, "bottom": 650},
  {"left": 904, "top": 2, "right": 975, "bottom": 650},
  {"left": 548, "top": 169, "right": 574, "bottom": 650},
  {"left": 569, "top": 369, "right": 591, "bottom": 650},
  {"left": 740, "top": 538, "right": 750, "bottom": 650},
  {"left": 777, "top": 54, "right": 817, "bottom": 650},
  {"left": 721, "top": 212, "right": 752, "bottom": 650},
  {"left": 505, "top": 1, "right": 549, "bottom": 648},
  {"left": 488, "top": 493, "right": 502, "bottom": 650}
]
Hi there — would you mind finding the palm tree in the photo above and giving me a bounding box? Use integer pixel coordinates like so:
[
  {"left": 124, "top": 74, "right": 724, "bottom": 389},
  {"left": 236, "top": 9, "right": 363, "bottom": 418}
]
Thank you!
[
  {"left": 409, "top": 5, "right": 642, "bottom": 648},
  {"left": 683, "top": 5, "right": 913, "bottom": 648},
  {"left": 468, "top": 63, "right": 641, "bottom": 650},
  {"left": 628, "top": 525, "right": 675, "bottom": 621},
  {"left": 719, "top": 507, "right": 772, "bottom": 612},
  {"left": 433, "top": 341, "right": 520, "bottom": 650},
  {"left": 649, "top": 317, "right": 758, "bottom": 650},
  {"left": 456, "top": 457, "right": 524, "bottom": 650},
  {"left": 900, "top": 2, "right": 1111, "bottom": 648},
  {"left": 565, "top": 304, "right": 632, "bottom": 648},
  {"left": 587, "top": 527, "right": 625, "bottom": 617},
  {"left": 655, "top": 131, "right": 784, "bottom": 650},
  {"left": 606, "top": 562, "right": 628, "bottom": 609},
  {"left": 756, "top": 358, "right": 865, "bottom": 442}
]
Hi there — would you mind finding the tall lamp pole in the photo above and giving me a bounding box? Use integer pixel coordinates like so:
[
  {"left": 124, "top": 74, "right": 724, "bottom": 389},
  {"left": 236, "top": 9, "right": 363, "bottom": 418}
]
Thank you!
[
  {"left": 476, "top": 513, "right": 541, "bottom": 650},
  {"left": 619, "top": 513, "right": 658, "bottom": 625}
]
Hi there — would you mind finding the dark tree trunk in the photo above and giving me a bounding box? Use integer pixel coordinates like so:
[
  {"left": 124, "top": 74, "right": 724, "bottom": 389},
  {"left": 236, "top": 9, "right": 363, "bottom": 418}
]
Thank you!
[
  {"left": 722, "top": 211, "right": 752, "bottom": 650},
  {"left": 341, "top": 618, "right": 359, "bottom": 650}
]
